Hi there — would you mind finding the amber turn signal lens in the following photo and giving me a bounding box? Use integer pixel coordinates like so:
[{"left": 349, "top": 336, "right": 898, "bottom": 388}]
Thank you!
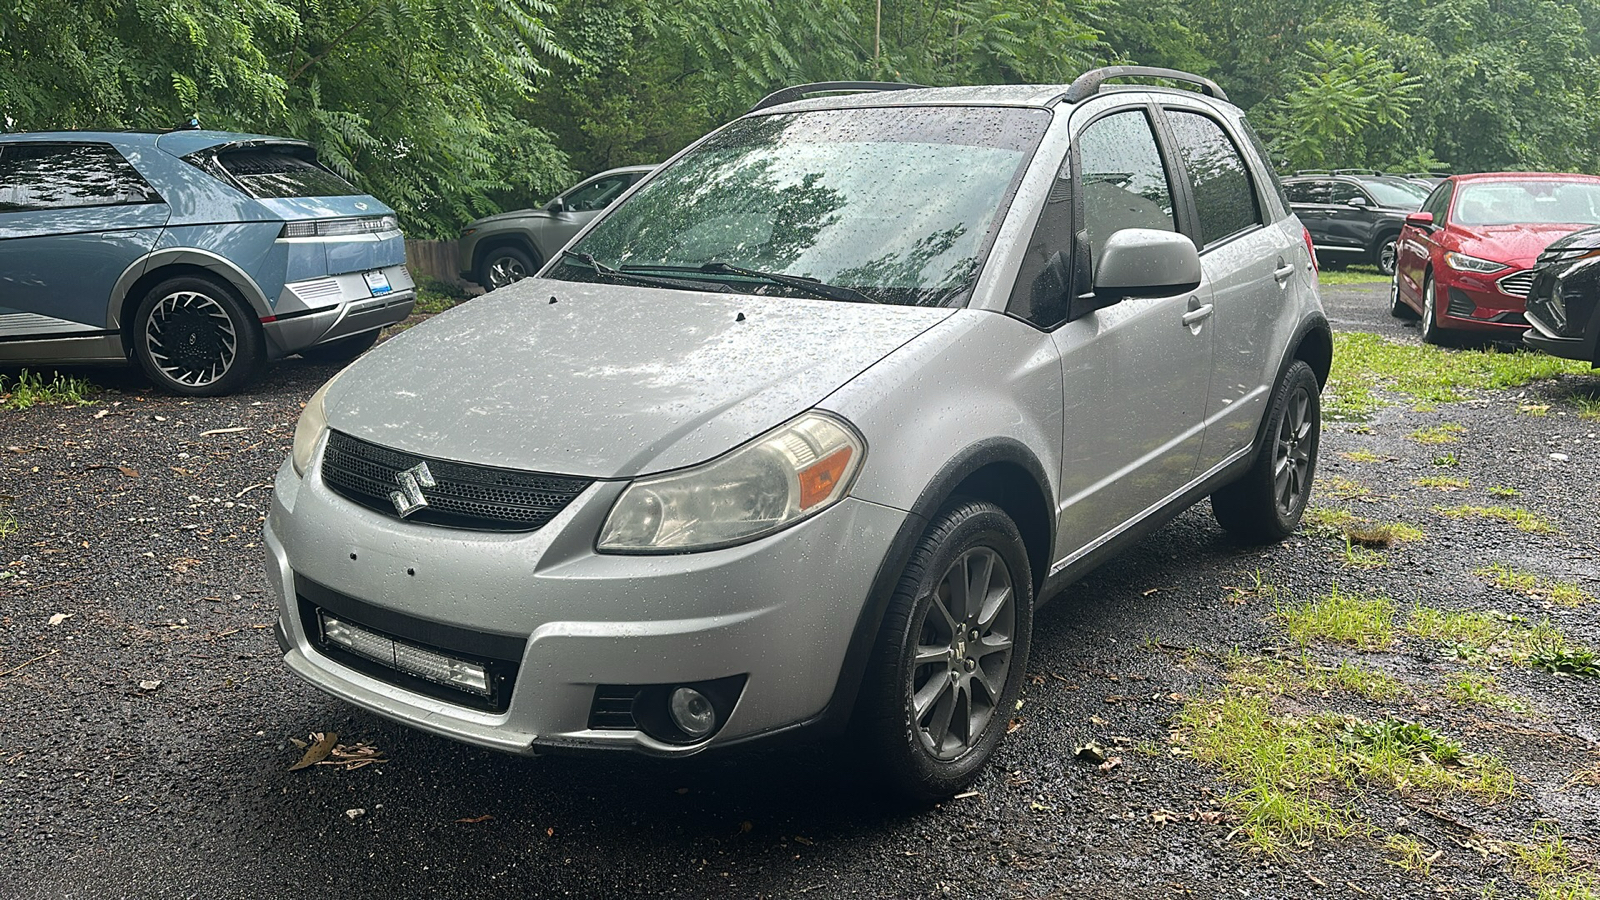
[{"left": 798, "top": 446, "right": 853, "bottom": 511}]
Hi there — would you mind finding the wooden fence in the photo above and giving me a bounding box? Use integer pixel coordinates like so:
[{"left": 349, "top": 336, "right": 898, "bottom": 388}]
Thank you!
[{"left": 405, "top": 239, "right": 466, "bottom": 287}]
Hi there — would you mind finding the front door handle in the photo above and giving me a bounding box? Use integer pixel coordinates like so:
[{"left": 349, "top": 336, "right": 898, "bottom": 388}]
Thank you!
[{"left": 1181, "top": 303, "right": 1214, "bottom": 326}]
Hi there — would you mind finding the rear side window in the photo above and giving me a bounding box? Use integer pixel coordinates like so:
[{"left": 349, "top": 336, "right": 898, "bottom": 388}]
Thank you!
[
  {"left": 0, "top": 142, "right": 159, "bottom": 212},
  {"left": 1165, "top": 110, "right": 1262, "bottom": 247},
  {"left": 1284, "top": 182, "right": 1319, "bottom": 203},
  {"left": 216, "top": 148, "right": 361, "bottom": 198}
]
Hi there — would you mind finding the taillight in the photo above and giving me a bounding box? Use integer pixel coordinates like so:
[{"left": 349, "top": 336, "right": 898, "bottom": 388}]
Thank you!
[
  {"left": 1301, "top": 225, "right": 1318, "bottom": 276},
  {"left": 279, "top": 215, "right": 400, "bottom": 239}
]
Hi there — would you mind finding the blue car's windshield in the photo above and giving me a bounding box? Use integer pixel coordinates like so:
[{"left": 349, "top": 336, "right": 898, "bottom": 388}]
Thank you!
[{"left": 549, "top": 106, "right": 1050, "bottom": 306}]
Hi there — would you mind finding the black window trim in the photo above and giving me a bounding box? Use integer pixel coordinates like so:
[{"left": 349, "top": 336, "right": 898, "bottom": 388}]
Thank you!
[{"left": 0, "top": 140, "right": 165, "bottom": 213}]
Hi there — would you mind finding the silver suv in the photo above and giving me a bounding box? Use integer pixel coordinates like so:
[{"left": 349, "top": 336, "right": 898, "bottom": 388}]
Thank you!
[{"left": 268, "top": 69, "right": 1330, "bottom": 800}]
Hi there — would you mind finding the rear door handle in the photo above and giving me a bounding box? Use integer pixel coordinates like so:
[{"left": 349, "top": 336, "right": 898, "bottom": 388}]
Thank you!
[
  {"left": 1274, "top": 263, "right": 1295, "bottom": 282},
  {"left": 1181, "top": 303, "right": 1214, "bottom": 326}
]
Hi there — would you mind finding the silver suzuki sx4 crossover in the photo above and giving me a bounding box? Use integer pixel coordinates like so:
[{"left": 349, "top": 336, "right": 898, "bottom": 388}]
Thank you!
[{"left": 268, "top": 70, "right": 1330, "bottom": 800}]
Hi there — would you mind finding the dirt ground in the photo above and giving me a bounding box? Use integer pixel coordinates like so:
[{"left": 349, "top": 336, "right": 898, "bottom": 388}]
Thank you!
[{"left": 2, "top": 283, "right": 1597, "bottom": 899}]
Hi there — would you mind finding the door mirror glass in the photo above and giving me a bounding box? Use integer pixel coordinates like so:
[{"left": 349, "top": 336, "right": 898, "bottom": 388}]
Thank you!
[
  {"left": 1092, "top": 228, "right": 1201, "bottom": 304},
  {"left": 1404, "top": 211, "right": 1435, "bottom": 229}
]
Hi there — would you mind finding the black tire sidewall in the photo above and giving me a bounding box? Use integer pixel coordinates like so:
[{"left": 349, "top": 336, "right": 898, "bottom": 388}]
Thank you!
[
  {"left": 1212, "top": 359, "right": 1321, "bottom": 542},
  {"left": 131, "top": 275, "right": 264, "bottom": 397},
  {"left": 1420, "top": 275, "right": 1444, "bottom": 344},
  {"left": 860, "top": 499, "right": 1034, "bottom": 802}
]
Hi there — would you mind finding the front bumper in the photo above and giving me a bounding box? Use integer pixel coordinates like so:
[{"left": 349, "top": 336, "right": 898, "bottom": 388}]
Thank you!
[
  {"left": 265, "top": 447, "right": 906, "bottom": 757},
  {"left": 262, "top": 264, "right": 416, "bottom": 357},
  {"left": 1434, "top": 269, "right": 1530, "bottom": 333}
]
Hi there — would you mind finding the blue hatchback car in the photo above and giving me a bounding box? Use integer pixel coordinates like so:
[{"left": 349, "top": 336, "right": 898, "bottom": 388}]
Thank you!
[{"left": 0, "top": 129, "right": 415, "bottom": 395}]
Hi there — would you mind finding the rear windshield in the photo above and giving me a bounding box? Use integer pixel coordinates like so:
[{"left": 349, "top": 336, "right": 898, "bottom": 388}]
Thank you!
[{"left": 217, "top": 148, "right": 362, "bottom": 199}]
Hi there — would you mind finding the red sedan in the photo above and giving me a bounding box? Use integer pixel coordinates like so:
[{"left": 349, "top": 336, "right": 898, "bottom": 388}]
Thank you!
[{"left": 1390, "top": 172, "right": 1600, "bottom": 343}]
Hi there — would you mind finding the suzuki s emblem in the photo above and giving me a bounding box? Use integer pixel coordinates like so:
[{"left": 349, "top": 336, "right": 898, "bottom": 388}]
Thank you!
[
  {"left": 389, "top": 462, "right": 435, "bottom": 517},
  {"left": 354, "top": 201, "right": 369, "bottom": 210}
]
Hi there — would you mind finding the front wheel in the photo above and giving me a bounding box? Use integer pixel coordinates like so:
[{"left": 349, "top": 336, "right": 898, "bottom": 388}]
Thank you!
[
  {"left": 1419, "top": 274, "right": 1447, "bottom": 345},
  {"left": 857, "top": 499, "right": 1033, "bottom": 802},
  {"left": 131, "top": 275, "right": 265, "bottom": 396},
  {"left": 1211, "top": 360, "right": 1321, "bottom": 543},
  {"left": 478, "top": 246, "right": 536, "bottom": 291}
]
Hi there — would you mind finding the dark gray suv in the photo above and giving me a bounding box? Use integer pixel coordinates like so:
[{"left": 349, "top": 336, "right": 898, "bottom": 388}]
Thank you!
[
  {"left": 270, "top": 69, "right": 1330, "bottom": 800},
  {"left": 1283, "top": 172, "right": 1429, "bottom": 275}
]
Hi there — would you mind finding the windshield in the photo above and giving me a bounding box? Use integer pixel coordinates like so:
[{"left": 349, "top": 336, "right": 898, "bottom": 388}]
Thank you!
[
  {"left": 1363, "top": 179, "right": 1428, "bottom": 208},
  {"left": 549, "top": 106, "right": 1051, "bottom": 306},
  {"left": 1453, "top": 181, "right": 1600, "bottom": 227}
]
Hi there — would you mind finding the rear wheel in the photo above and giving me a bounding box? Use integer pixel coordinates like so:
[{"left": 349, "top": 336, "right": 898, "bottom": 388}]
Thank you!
[
  {"left": 1375, "top": 235, "right": 1399, "bottom": 276},
  {"left": 478, "top": 246, "right": 536, "bottom": 291},
  {"left": 857, "top": 499, "right": 1033, "bottom": 802},
  {"left": 1419, "top": 274, "right": 1447, "bottom": 344},
  {"left": 131, "top": 275, "right": 264, "bottom": 396},
  {"left": 298, "top": 330, "right": 379, "bottom": 363},
  {"left": 1211, "top": 360, "right": 1320, "bottom": 543}
]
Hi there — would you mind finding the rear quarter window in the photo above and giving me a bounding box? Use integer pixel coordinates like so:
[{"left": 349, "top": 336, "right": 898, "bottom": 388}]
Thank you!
[{"left": 216, "top": 148, "right": 361, "bottom": 199}]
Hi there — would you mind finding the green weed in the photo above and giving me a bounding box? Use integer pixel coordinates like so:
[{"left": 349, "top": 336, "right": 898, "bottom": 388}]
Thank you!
[
  {"left": 1280, "top": 585, "right": 1396, "bottom": 649},
  {"left": 1327, "top": 332, "right": 1590, "bottom": 419},
  {"left": 1487, "top": 485, "right": 1521, "bottom": 498},
  {"left": 1477, "top": 563, "right": 1596, "bottom": 607},
  {"left": 1438, "top": 505, "right": 1559, "bottom": 534},
  {"left": 1444, "top": 672, "right": 1528, "bottom": 712},
  {"left": 0, "top": 369, "right": 98, "bottom": 410},
  {"left": 1409, "top": 423, "right": 1467, "bottom": 444},
  {"left": 1414, "top": 475, "right": 1470, "bottom": 490}
]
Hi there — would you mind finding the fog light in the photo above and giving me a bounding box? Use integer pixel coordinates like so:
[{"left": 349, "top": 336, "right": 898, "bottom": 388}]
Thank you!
[{"left": 668, "top": 687, "right": 716, "bottom": 739}]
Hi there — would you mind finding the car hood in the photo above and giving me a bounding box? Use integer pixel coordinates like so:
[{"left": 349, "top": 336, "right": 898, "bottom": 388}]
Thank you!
[
  {"left": 323, "top": 278, "right": 955, "bottom": 478},
  {"left": 1453, "top": 223, "right": 1595, "bottom": 267},
  {"left": 466, "top": 208, "right": 551, "bottom": 228},
  {"left": 1541, "top": 225, "right": 1600, "bottom": 253}
]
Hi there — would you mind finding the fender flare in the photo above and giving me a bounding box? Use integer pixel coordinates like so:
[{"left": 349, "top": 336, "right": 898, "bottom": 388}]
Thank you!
[{"left": 109, "top": 248, "right": 273, "bottom": 330}]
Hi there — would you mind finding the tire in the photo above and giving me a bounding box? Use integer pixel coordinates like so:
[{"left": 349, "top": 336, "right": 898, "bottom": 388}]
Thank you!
[
  {"left": 298, "top": 330, "right": 379, "bottom": 364},
  {"left": 1388, "top": 272, "right": 1418, "bottom": 319},
  {"left": 1211, "top": 360, "right": 1320, "bottom": 543},
  {"left": 131, "top": 274, "right": 265, "bottom": 397},
  {"left": 1374, "top": 234, "right": 1399, "bottom": 277},
  {"left": 1419, "top": 273, "right": 1447, "bottom": 345},
  {"left": 477, "top": 245, "right": 536, "bottom": 291},
  {"left": 857, "top": 498, "right": 1034, "bottom": 802}
]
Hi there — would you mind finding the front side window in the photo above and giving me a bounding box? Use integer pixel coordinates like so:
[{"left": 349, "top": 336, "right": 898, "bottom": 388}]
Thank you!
[
  {"left": 1166, "top": 111, "right": 1261, "bottom": 247},
  {"left": 1076, "top": 109, "right": 1176, "bottom": 272},
  {"left": 216, "top": 148, "right": 361, "bottom": 199},
  {"left": 1327, "top": 182, "right": 1364, "bottom": 205},
  {"left": 0, "top": 143, "right": 158, "bottom": 212},
  {"left": 550, "top": 106, "right": 1051, "bottom": 306},
  {"left": 1422, "top": 182, "right": 1453, "bottom": 221},
  {"left": 560, "top": 175, "right": 632, "bottom": 212}
]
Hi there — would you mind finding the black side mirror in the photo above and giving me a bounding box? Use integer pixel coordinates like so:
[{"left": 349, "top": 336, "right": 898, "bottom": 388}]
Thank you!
[{"left": 1346, "top": 196, "right": 1370, "bottom": 208}]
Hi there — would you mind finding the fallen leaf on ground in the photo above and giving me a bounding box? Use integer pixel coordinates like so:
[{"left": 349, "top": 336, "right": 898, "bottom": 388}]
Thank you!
[
  {"left": 317, "top": 741, "right": 386, "bottom": 770},
  {"left": 200, "top": 426, "right": 248, "bottom": 436},
  {"left": 344, "top": 808, "right": 365, "bottom": 820},
  {"left": 137, "top": 679, "right": 161, "bottom": 691},
  {"left": 1075, "top": 741, "right": 1108, "bottom": 764},
  {"left": 455, "top": 814, "right": 494, "bottom": 824},
  {"left": 48, "top": 612, "right": 73, "bottom": 626},
  {"left": 1151, "top": 809, "right": 1179, "bottom": 825},
  {"left": 1098, "top": 757, "right": 1122, "bottom": 774},
  {"left": 117, "top": 466, "right": 138, "bottom": 478},
  {"left": 288, "top": 731, "right": 338, "bottom": 771}
]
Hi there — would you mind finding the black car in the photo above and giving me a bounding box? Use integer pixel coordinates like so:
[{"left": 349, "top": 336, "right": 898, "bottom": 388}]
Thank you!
[
  {"left": 1524, "top": 225, "right": 1600, "bottom": 367},
  {"left": 1282, "top": 173, "right": 1430, "bottom": 275}
]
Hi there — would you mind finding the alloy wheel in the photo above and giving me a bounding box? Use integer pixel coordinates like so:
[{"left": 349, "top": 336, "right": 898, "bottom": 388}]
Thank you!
[
  {"left": 144, "top": 291, "right": 239, "bottom": 388},
  {"left": 1378, "top": 239, "right": 1398, "bottom": 276},
  {"left": 487, "top": 255, "right": 527, "bottom": 289},
  {"left": 1273, "top": 384, "right": 1314, "bottom": 517},
  {"left": 909, "top": 546, "right": 1015, "bottom": 760}
]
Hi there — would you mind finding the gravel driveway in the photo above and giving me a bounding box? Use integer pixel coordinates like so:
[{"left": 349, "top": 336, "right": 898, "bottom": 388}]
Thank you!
[{"left": 3, "top": 283, "right": 1597, "bottom": 898}]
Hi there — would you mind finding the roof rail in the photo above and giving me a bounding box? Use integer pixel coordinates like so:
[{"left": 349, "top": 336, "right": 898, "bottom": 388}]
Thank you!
[
  {"left": 748, "top": 81, "right": 928, "bottom": 114},
  {"left": 1060, "top": 66, "right": 1227, "bottom": 104},
  {"left": 1332, "top": 168, "right": 1383, "bottom": 175}
]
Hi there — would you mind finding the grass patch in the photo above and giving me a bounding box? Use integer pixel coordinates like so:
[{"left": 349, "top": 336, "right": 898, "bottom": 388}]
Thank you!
[
  {"left": 1317, "top": 475, "right": 1371, "bottom": 501},
  {"left": 1414, "top": 475, "right": 1470, "bottom": 490},
  {"left": 1280, "top": 585, "right": 1396, "bottom": 650},
  {"left": 1339, "top": 449, "right": 1383, "bottom": 463},
  {"left": 1443, "top": 672, "right": 1528, "bottom": 712},
  {"left": 1432, "top": 452, "right": 1460, "bottom": 467},
  {"left": 1383, "top": 832, "right": 1438, "bottom": 875},
  {"left": 1339, "top": 540, "right": 1389, "bottom": 569},
  {"left": 1511, "top": 829, "right": 1600, "bottom": 900},
  {"left": 1223, "top": 569, "right": 1278, "bottom": 605},
  {"left": 1302, "top": 507, "right": 1361, "bottom": 537},
  {"left": 1529, "top": 645, "right": 1600, "bottom": 678},
  {"left": 1346, "top": 521, "right": 1426, "bottom": 548},
  {"left": 1226, "top": 651, "right": 1406, "bottom": 701},
  {"left": 0, "top": 507, "right": 16, "bottom": 540},
  {"left": 1176, "top": 693, "right": 1515, "bottom": 852},
  {"left": 1406, "top": 607, "right": 1595, "bottom": 674},
  {"left": 413, "top": 276, "right": 472, "bottom": 315},
  {"left": 1571, "top": 395, "right": 1600, "bottom": 421},
  {"left": 0, "top": 369, "right": 98, "bottom": 410},
  {"left": 1477, "top": 563, "right": 1596, "bottom": 607},
  {"left": 1319, "top": 265, "right": 1389, "bottom": 285},
  {"left": 1409, "top": 423, "right": 1467, "bottom": 444},
  {"left": 1438, "top": 505, "right": 1559, "bottom": 534},
  {"left": 1326, "top": 331, "right": 1589, "bottom": 418},
  {"left": 1488, "top": 485, "right": 1521, "bottom": 498},
  {"left": 1519, "top": 402, "right": 1552, "bottom": 417}
]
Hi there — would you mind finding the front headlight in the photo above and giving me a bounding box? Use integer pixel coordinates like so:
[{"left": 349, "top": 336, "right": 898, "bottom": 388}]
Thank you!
[
  {"left": 1444, "top": 251, "right": 1508, "bottom": 274},
  {"left": 290, "top": 371, "right": 344, "bottom": 476},
  {"left": 597, "top": 411, "right": 865, "bottom": 553}
]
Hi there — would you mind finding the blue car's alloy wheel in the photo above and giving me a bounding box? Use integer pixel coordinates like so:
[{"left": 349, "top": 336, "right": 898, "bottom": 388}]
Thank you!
[{"left": 132, "top": 275, "right": 264, "bottom": 397}]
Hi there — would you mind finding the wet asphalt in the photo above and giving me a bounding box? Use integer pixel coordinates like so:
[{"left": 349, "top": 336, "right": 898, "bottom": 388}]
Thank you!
[{"left": 3, "top": 281, "right": 1597, "bottom": 899}]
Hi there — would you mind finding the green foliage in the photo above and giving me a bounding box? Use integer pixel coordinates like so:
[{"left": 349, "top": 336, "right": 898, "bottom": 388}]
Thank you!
[
  {"left": 1261, "top": 40, "right": 1422, "bottom": 170},
  {"left": 0, "top": 369, "right": 98, "bottom": 409}
]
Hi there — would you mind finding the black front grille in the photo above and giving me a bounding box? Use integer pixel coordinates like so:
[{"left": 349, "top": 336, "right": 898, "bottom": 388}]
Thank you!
[{"left": 321, "top": 431, "right": 592, "bottom": 532}]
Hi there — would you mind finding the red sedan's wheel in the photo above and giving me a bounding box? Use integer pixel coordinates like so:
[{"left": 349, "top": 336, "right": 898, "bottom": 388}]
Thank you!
[{"left": 1420, "top": 274, "right": 1447, "bottom": 345}]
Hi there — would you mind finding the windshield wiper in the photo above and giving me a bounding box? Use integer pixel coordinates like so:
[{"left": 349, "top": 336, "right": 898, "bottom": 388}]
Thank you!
[
  {"left": 559, "top": 249, "right": 734, "bottom": 293},
  {"left": 696, "top": 262, "right": 883, "bottom": 304},
  {"left": 616, "top": 261, "right": 883, "bottom": 304}
]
